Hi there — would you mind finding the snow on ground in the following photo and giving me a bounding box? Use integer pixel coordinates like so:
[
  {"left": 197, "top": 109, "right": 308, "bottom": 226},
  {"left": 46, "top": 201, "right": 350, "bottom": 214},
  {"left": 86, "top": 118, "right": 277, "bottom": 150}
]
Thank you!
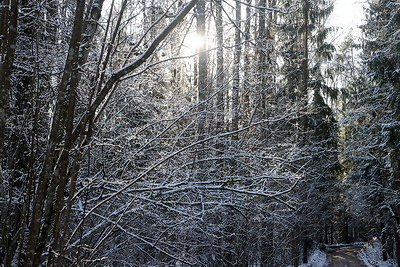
[
  {"left": 298, "top": 249, "right": 328, "bottom": 267},
  {"left": 288, "top": 241, "right": 398, "bottom": 267},
  {"left": 358, "top": 241, "right": 398, "bottom": 267},
  {"left": 295, "top": 241, "right": 398, "bottom": 267}
]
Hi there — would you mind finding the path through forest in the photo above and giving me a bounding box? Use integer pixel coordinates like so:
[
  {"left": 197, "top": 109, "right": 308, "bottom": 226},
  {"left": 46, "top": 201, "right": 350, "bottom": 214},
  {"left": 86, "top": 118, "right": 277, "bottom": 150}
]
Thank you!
[{"left": 327, "top": 245, "right": 366, "bottom": 267}]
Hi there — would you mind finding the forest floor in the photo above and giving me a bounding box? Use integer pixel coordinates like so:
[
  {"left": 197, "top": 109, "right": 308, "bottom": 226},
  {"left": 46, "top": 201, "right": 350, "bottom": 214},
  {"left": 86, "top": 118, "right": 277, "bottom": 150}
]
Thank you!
[
  {"left": 327, "top": 245, "right": 366, "bottom": 267},
  {"left": 301, "top": 242, "right": 397, "bottom": 267}
]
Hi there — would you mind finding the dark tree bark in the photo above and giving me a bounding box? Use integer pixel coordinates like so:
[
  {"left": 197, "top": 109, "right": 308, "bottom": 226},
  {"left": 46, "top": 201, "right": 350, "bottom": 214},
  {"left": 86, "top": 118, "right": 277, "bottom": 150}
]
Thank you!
[
  {"left": 196, "top": 0, "right": 208, "bottom": 135},
  {"left": 25, "top": 0, "right": 87, "bottom": 265},
  {"left": 215, "top": 0, "right": 225, "bottom": 135},
  {"left": 231, "top": 0, "right": 241, "bottom": 136},
  {"left": 0, "top": 1, "right": 19, "bottom": 265},
  {"left": 0, "top": 0, "right": 18, "bottom": 164},
  {"left": 242, "top": 0, "right": 252, "bottom": 125},
  {"left": 194, "top": 0, "right": 208, "bottom": 175}
]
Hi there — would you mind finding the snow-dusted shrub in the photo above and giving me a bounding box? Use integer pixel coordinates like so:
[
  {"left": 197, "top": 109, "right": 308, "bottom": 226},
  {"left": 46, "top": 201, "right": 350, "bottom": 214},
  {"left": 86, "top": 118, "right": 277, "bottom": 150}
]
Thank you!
[{"left": 358, "top": 241, "right": 398, "bottom": 267}]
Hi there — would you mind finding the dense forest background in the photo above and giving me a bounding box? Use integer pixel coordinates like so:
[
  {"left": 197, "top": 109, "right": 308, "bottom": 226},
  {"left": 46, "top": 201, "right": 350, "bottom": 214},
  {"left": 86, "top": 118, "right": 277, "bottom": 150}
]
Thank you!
[{"left": 0, "top": 0, "right": 399, "bottom": 266}]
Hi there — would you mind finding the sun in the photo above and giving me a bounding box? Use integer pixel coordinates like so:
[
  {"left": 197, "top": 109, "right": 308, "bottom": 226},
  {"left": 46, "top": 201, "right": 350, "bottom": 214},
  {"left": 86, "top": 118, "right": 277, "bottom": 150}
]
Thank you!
[
  {"left": 328, "top": 0, "right": 365, "bottom": 44},
  {"left": 183, "top": 32, "right": 205, "bottom": 54}
]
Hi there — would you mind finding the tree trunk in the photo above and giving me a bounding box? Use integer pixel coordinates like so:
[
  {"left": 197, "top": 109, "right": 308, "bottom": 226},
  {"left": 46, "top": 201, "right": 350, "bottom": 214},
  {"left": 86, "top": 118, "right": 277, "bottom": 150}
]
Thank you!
[
  {"left": 302, "top": 0, "right": 309, "bottom": 97},
  {"left": 215, "top": 0, "right": 225, "bottom": 136},
  {"left": 196, "top": 0, "right": 208, "bottom": 129},
  {"left": 302, "top": 237, "right": 308, "bottom": 264},
  {"left": 0, "top": 1, "right": 19, "bottom": 265},
  {"left": 297, "top": 0, "right": 310, "bottom": 147},
  {"left": 25, "top": 1, "right": 87, "bottom": 265},
  {"left": 291, "top": 229, "right": 300, "bottom": 267},
  {"left": 195, "top": 0, "right": 208, "bottom": 176},
  {"left": 231, "top": 0, "right": 241, "bottom": 137},
  {"left": 0, "top": 0, "right": 18, "bottom": 165},
  {"left": 395, "top": 229, "right": 400, "bottom": 266},
  {"left": 242, "top": 0, "right": 252, "bottom": 125},
  {"left": 255, "top": 0, "right": 266, "bottom": 115}
]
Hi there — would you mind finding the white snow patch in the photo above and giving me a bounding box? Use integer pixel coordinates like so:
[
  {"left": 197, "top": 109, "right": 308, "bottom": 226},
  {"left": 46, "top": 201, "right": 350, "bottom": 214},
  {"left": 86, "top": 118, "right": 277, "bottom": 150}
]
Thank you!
[
  {"left": 298, "top": 249, "right": 328, "bottom": 267},
  {"left": 358, "top": 241, "right": 398, "bottom": 267}
]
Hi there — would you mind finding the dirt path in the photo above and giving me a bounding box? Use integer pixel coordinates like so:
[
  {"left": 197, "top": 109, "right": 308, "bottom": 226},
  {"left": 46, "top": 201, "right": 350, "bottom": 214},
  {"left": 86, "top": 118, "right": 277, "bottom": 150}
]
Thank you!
[{"left": 327, "top": 246, "right": 366, "bottom": 267}]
